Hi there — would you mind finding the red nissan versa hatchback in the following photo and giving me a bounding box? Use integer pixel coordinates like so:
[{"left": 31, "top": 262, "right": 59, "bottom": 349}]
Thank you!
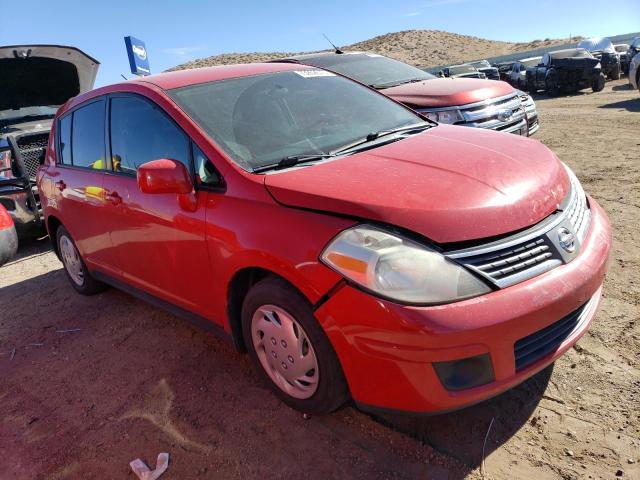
[{"left": 37, "top": 63, "right": 611, "bottom": 415}]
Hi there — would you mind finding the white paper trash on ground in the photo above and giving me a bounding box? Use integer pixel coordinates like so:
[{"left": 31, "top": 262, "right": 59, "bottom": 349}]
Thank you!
[{"left": 130, "top": 452, "right": 169, "bottom": 480}]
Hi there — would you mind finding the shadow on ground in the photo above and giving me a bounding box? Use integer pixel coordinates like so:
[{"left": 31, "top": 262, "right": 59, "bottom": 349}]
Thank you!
[
  {"left": 598, "top": 98, "right": 640, "bottom": 112},
  {"left": 367, "top": 367, "right": 550, "bottom": 468}
]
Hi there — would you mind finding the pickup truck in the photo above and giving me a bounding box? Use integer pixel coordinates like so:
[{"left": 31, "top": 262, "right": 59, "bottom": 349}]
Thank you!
[
  {"left": 527, "top": 48, "right": 605, "bottom": 96},
  {"left": 0, "top": 45, "right": 98, "bottom": 241},
  {"left": 507, "top": 57, "right": 542, "bottom": 90},
  {"left": 273, "top": 52, "right": 538, "bottom": 136},
  {"left": 577, "top": 37, "right": 621, "bottom": 80},
  {"left": 464, "top": 60, "right": 500, "bottom": 80},
  {"left": 440, "top": 64, "right": 486, "bottom": 79}
]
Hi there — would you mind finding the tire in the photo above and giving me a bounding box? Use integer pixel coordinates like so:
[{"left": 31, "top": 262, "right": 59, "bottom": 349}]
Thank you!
[
  {"left": 592, "top": 73, "right": 606, "bottom": 92},
  {"left": 241, "top": 276, "right": 349, "bottom": 414},
  {"left": 56, "top": 226, "right": 106, "bottom": 295},
  {"left": 545, "top": 76, "right": 560, "bottom": 96},
  {"left": 610, "top": 64, "right": 621, "bottom": 80}
]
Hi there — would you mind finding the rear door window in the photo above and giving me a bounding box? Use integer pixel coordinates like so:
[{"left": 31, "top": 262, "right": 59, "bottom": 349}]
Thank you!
[
  {"left": 109, "top": 96, "right": 191, "bottom": 175},
  {"left": 71, "top": 100, "right": 106, "bottom": 169}
]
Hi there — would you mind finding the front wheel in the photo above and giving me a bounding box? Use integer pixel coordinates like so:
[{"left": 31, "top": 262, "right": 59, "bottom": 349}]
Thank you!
[
  {"left": 592, "top": 73, "right": 606, "bottom": 92},
  {"left": 610, "top": 64, "right": 621, "bottom": 80},
  {"left": 57, "top": 226, "right": 106, "bottom": 295},
  {"left": 545, "top": 77, "right": 560, "bottom": 96},
  {"left": 242, "top": 277, "right": 349, "bottom": 414}
]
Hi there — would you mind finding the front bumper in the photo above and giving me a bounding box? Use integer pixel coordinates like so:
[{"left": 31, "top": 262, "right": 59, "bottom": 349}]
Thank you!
[{"left": 316, "top": 198, "right": 611, "bottom": 413}]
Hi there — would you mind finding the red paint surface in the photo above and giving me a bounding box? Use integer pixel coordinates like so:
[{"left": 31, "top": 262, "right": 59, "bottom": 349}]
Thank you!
[
  {"left": 0, "top": 204, "right": 14, "bottom": 230},
  {"left": 384, "top": 77, "right": 515, "bottom": 108},
  {"left": 38, "top": 64, "right": 612, "bottom": 413}
]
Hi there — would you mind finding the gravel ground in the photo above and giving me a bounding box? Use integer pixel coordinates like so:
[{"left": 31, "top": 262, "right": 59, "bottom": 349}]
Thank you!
[{"left": 0, "top": 79, "right": 638, "bottom": 480}]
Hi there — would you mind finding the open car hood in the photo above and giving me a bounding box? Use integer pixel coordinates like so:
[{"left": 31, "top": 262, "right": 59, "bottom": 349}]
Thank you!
[
  {"left": 382, "top": 77, "right": 514, "bottom": 109},
  {"left": 264, "top": 125, "right": 569, "bottom": 244},
  {"left": 0, "top": 45, "right": 99, "bottom": 111}
]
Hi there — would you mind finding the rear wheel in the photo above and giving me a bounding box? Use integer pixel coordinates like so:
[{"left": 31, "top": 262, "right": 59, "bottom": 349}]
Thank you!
[
  {"left": 57, "top": 226, "right": 106, "bottom": 295},
  {"left": 592, "top": 73, "right": 606, "bottom": 92},
  {"left": 241, "top": 277, "right": 349, "bottom": 414}
]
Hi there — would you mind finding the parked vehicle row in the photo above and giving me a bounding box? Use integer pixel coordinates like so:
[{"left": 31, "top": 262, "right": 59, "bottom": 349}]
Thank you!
[
  {"left": 500, "top": 36, "right": 638, "bottom": 96},
  {"left": 37, "top": 62, "right": 611, "bottom": 415}
]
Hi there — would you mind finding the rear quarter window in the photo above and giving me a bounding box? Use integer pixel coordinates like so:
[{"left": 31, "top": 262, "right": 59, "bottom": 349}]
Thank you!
[{"left": 58, "top": 115, "right": 72, "bottom": 165}]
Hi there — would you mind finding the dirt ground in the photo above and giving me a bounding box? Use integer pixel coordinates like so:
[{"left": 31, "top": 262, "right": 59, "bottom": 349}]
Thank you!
[{"left": 1, "top": 79, "right": 638, "bottom": 480}]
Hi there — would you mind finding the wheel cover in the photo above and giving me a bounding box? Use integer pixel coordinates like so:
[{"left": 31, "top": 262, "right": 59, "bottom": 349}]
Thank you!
[
  {"left": 59, "top": 235, "right": 84, "bottom": 286},
  {"left": 251, "top": 305, "right": 319, "bottom": 399}
]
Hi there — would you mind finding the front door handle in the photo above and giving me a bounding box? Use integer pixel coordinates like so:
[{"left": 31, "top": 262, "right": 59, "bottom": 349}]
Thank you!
[
  {"left": 105, "top": 191, "right": 123, "bottom": 206},
  {"left": 55, "top": 180, "right": 66, "bottom": 191}
]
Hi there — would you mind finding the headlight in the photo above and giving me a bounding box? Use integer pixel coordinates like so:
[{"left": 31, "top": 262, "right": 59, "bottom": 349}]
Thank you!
[
  {"left": 420, "top": 109, "right": 464, "bottom": 124},
  {"left": 320, "top": 225, "right": 491, "bottom": 304}
]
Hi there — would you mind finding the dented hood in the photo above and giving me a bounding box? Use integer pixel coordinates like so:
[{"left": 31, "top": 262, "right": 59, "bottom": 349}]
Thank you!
[
  {"left": 0, "top": 45, "right": 99, "bottom": 111},
  {"left": 382, "top": 77, "right": 514, "bottom": 109},
  {"left": 265, "top": 125, "right": 569, "bottom": 244}
]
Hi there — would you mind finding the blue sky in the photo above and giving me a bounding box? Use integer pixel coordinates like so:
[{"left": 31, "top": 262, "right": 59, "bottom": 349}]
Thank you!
[{"left": 3, "top": 0, "right": 637, "bottom": 86}]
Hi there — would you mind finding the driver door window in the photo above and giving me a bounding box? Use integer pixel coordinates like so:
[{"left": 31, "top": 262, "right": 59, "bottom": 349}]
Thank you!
[{"left": 109, "top": 96, "right": 191, "bottom": 175}]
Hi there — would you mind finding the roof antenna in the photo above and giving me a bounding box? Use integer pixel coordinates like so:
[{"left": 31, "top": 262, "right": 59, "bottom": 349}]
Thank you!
[
  {"left": 322, "top": 33, "right": 343, "bottom": 54},
  {"left": 120, "top": 74, "right": 128, "bottom": 80}
]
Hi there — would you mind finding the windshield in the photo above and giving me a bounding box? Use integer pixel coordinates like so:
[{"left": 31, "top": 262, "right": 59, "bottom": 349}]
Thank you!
[
  {"left": 0, "top": 105, "right": 58, "bottom": 127},
  {"left": 297, "top": 54, "right": 435, "bottom": 88},
  {"left": 521, "top": 57, "right": 542, "bottom": 67},
  {"left": 447, "top": 65, "right": 477, "bottom": 75},
  {"left": 614, "top": 45, "right": 628, "bottom": 53},
  {"left": 168, "top": 70, "right": 424, "bottom": 172},
  {"left": 549, "top": 49, "right": 593, "bottom": 60},
  {"left": 467, "top": 60, "right": 491, "bottom": 69},
  {"left": 577, "top": 38, "right": 614, "bottom": 53}
]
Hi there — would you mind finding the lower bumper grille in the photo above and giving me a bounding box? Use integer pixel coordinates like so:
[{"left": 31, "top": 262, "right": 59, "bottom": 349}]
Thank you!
[{"left": 514, "top": 298, "right": 592, "bottom": 371}]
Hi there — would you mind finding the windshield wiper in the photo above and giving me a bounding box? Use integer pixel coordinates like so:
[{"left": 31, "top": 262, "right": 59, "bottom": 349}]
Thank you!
[
  {"left": 370, "top": 78, "right": 426, "bottom": 89},
  {"left": 252, "top": 153, "right": 336, "bottom": 173},
  {"left": 331, "top": 122, "right": 432, "bottom": 155}
]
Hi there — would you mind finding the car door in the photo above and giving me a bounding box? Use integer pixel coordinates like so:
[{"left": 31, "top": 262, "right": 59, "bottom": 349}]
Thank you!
[
  {"left": 100, "top": 93, "right": 216, "bottom": 317},
  {"left": 53, "top": 99, "right": 115, "bottom": 272}
]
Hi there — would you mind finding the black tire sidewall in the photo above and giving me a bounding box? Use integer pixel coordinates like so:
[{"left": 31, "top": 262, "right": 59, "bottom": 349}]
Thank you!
[{"left": 241, "top": 277, "right": 349, "bottom": 414}]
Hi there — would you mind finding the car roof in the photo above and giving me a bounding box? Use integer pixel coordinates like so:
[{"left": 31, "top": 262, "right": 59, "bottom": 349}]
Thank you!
[
  {"left": 275, "top": 51, "right": 371, "bottom": 63},
  {"left": 125, "top": 62, "right": 308, "bottom": 90}
]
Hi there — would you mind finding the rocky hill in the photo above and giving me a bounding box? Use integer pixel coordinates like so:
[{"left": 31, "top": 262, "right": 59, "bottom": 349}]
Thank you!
[{"left": 168, "top": 29, "right": 579, "bottom": 71}]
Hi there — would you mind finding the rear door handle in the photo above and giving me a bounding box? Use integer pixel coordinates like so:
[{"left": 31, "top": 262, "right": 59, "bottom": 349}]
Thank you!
[
  {"left": 105, "top": 191, "right": 123, "bottom": 206},
  {"left": 55, "top": 180, "right": 66, "bottom": 191}
]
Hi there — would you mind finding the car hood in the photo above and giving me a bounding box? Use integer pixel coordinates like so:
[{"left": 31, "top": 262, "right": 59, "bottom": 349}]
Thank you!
[
  {"left": 382, "top": 78, "right": 514, "bottom": 108},
  {"left": 0, "top": 45, "right": 99, "bottom": 112},
  {"left": 264, "top": 125, "right": 569, "bottom": 244}
]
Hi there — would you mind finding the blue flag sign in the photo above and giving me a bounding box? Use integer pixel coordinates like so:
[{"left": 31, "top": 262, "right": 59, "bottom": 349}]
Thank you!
[{"left": 124, "top": 36, "right": 150, "bottom": 76}]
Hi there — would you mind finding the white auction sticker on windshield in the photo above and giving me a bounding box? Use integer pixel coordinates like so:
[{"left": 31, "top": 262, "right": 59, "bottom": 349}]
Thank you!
[{"left": 293, "top": 70, "right": 336, "bottom": 78}]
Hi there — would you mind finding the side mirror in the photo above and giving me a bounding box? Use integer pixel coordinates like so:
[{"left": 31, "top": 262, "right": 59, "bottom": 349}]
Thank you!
[{"left": 137, "top": 159, "right": 192, "bottom": 195}]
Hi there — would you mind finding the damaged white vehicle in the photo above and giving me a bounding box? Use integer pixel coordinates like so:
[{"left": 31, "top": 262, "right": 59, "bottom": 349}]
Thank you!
[{"left": 0, "top": 45, "right": 98, "bottom": 239}]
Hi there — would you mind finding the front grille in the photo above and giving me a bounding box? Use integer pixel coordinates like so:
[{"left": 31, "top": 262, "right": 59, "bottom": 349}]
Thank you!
[
  {"left": 16, "top": 134, "right": 49, "bottom": 181},
  {"left": 447, "top": 172, "right": 591, "bottom": 289},
  {"left": 417, "top": 92, "right": 528, "bottom": 135},
  {"left": 459, "top": 237, "right": 561, "bottom": 288},
  {"left": 514, "top": 298, "right": 592, "bottom": 371}
]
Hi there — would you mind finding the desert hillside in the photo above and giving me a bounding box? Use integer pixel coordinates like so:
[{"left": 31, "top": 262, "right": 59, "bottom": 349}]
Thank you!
[{"left": 168, "top": 29, "right": 578, "bottom": 71}]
